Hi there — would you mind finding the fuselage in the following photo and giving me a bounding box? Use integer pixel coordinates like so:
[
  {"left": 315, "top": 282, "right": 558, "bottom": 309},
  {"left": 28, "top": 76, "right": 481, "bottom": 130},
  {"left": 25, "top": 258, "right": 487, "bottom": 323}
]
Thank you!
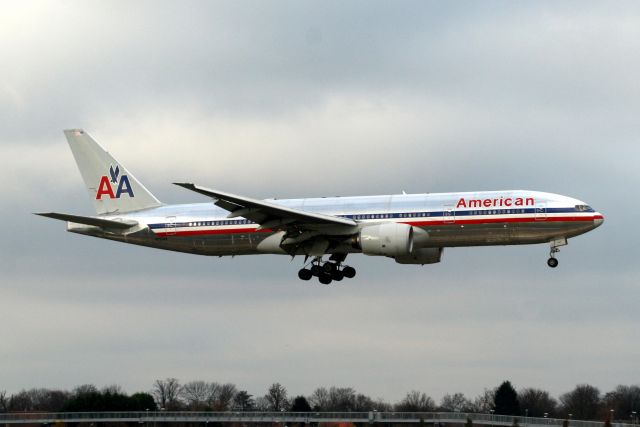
[{"left": 69, "top": 190, "right": 604, "bottom": 257}]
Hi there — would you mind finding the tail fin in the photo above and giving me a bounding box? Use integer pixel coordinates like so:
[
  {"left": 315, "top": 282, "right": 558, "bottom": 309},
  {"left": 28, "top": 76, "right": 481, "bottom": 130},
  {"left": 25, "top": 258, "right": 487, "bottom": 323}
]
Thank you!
[{"left": 64, "top": 129, "right": 162, "bottom": 215}]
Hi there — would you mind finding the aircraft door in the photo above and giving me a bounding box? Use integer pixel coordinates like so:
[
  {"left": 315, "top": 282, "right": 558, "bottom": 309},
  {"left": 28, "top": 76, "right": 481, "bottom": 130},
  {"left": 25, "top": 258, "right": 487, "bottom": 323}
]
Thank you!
[
  {"left": 166, "top": 216, "right": 177, "bottom": 235},
  {"left": 443, "top": 205, "right": 455, "bottom": 224},
  {"left": 535, "top": 203, "right": 547, "bottom": 221}
]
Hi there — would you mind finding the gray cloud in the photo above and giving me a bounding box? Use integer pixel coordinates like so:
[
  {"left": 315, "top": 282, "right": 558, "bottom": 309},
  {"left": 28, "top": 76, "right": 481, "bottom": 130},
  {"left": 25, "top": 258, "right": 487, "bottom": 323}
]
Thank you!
[{"left": 1, "top": 0, "right": 638, "bottom": 401}]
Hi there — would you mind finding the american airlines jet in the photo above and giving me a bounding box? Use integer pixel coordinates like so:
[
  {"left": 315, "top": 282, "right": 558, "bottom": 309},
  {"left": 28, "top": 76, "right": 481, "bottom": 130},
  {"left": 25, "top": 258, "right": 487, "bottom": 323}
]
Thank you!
[{"left": 38, "top": 130, "right": 604, "bottom": 284}]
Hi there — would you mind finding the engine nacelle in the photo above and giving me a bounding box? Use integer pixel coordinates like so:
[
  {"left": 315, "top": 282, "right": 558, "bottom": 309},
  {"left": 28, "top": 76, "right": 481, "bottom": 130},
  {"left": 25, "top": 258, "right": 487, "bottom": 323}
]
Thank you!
[
  {"left": 395, "top": 247, "right": 443, "bottom": 265},
  {"left": 358, "top": 223, "right": 414, "bottom": 257},
  {"left": 256, "top": 231, "right": 287, "bottom": 254}
]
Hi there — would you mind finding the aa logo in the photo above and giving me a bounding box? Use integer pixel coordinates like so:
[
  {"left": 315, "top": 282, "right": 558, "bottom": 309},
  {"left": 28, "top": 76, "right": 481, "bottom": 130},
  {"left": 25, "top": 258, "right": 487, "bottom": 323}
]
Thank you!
[{"left": 96, "top": 165, "right": 135, "bottom": 199}]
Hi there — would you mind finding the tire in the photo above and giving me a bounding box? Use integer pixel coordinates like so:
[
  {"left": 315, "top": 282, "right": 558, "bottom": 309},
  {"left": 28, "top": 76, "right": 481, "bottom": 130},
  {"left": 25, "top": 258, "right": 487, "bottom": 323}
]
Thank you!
[
  {"left": 547, "top": 258, "right": 559, "bottom": 268},
  {"left": 310, "top": 265, "right": 321, "bottom": 276},
  {"left": 298, "top": 268, "right": 312, "bottom": 280},
  {"left": 323, "top": 262, "right": 336, "bottom": 273},
  {"left": 342, "top": 266, "right": 356, "bottom": 278},
  {"left": 332, "top": 269, "right": 344, "bottom": 281},
  {"left": 319, "top": 272, "right": 333, "bottom": 285}
]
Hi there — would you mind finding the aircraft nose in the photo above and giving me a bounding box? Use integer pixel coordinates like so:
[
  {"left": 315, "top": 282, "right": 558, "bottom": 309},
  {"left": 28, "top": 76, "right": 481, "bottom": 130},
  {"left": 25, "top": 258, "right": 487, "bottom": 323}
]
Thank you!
[{"left": 594, "top": 212, "right": 604, "bottom": 228}]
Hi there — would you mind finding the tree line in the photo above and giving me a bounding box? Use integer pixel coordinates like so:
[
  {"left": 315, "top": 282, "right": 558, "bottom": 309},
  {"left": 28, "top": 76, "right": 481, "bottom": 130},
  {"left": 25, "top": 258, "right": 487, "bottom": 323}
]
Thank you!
[{"left": 1, "top": 380, "right": 638, "bottom": 423}]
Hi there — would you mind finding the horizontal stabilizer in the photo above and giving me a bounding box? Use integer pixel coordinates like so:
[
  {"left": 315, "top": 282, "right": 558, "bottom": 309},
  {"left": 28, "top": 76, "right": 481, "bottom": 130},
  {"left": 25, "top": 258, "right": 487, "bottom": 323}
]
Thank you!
[{"left": 35, "top": 212, "right": 137, "bottom": 229}]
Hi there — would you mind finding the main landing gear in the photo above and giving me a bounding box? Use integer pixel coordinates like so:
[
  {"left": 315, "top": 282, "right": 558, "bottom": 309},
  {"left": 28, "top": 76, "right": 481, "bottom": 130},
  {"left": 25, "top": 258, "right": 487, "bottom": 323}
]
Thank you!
[
  {"left": 547, "top": 237, "right": 567, "bottom": 268},
  {"left": 298, "top": 255, "right": 356, "bottom": 285}
]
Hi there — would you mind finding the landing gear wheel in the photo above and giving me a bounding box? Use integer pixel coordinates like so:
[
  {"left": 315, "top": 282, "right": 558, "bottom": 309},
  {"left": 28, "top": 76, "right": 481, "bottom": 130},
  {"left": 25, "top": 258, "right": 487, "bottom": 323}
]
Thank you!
[
  {"left": 547, "top": 257, "right": 559, "bottom": 268},
  {"left": 331, "top": 269, "right": 344, "bottom": 281},
  {"left": 298, "top": 268, "right": 313, "bottom": 280},
  {"left": 323, "top": 262, "right": 337, "bottom": 273},
  {"left": 310, "top": 265, "right": 321, "bottom": 276},
  {"left": 342, "top": 266, "right": 356, "bottom": 278},
  {"left": 319, "top": 272, "right": 333, "bottom": 285}
]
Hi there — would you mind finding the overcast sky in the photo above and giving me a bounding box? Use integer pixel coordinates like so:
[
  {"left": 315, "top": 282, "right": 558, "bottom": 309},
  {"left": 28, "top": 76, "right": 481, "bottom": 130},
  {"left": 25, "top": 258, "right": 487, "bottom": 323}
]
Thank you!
[{"left": 1, "top": 1, "right": 638, "bottom": 403}]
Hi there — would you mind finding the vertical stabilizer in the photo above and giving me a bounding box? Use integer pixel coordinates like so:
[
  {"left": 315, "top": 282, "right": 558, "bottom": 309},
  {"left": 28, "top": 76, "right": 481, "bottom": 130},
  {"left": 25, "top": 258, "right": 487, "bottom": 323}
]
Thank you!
[{"left": 64, "top": 129, "right": 162, "bottom": 215}]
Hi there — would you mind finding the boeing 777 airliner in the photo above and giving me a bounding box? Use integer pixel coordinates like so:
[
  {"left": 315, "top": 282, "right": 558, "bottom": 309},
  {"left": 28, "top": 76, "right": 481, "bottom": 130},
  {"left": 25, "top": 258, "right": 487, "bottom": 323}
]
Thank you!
[{"left": 38, "top": 130, "right": 604, "bottom": 284}]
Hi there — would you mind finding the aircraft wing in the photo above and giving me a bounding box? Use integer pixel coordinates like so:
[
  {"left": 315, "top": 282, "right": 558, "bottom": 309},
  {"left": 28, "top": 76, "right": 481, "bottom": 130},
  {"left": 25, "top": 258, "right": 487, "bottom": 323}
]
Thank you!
[{"left": 174, "top": 183, "right": 357, "bottom": 230}]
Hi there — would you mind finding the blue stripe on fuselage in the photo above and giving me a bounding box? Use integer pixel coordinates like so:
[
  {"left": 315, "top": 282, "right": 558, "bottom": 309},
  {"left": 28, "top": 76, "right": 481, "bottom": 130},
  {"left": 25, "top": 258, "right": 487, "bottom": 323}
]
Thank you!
[{"left": 146, "top": 207, "right": 585, "bottom": 230}]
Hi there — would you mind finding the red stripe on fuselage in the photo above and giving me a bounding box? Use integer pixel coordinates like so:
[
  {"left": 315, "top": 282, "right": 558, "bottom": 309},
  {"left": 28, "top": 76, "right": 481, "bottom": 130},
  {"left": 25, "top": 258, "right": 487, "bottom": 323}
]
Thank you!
[
  {"left": 152, "top": 215, "right": 598, "bottom": 237},
  {"left": 154, "top": 227, "right": 272, "bottom": 237},
  {"left": 403, "top": 215, "right": 599, "bottom": 227}
]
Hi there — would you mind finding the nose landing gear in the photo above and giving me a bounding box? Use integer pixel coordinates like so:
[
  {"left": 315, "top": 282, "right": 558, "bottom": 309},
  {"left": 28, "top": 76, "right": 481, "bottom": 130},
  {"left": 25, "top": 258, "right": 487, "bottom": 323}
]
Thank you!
[
  {"left": 298, "top": 255, "right": 356, "bottom": 284},
  {"left": 547, "top": 237, "right": 567, "bottom": 268}
]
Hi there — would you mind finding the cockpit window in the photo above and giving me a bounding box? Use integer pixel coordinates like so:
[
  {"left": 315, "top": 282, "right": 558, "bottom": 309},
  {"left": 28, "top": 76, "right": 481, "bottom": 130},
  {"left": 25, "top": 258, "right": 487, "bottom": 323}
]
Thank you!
[{"left": 575, "top": 205, "right": 594, "bottom": 212}]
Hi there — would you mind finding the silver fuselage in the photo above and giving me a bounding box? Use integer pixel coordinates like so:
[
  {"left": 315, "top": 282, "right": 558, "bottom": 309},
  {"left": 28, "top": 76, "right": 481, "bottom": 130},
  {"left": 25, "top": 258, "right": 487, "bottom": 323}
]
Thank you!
[{"left": 68, "top": 190, "right": 604, "bottom": 257}]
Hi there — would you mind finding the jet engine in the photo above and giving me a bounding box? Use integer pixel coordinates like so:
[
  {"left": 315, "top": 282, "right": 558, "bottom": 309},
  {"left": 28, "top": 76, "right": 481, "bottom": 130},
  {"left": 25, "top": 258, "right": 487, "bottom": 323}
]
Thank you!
[
  {"left": 358, "top": 223, "right": 414, "bottom": 257},
  {"left": 394, "top": 247, "right": 443, "bottom": 265}
]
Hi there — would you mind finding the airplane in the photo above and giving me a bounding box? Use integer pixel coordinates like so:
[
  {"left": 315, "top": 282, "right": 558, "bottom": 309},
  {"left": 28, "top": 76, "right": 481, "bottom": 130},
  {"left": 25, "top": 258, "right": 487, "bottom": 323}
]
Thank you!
[{"left": 37, "top": 129, "right": 604, "bottom": 284}]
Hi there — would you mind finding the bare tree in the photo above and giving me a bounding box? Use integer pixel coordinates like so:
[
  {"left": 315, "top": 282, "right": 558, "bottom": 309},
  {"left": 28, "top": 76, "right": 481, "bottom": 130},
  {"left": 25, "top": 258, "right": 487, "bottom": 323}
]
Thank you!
[
  {"left": 72, "top": 384, "right": 98, "bottom": 395},
  {"left": 7, "top": 389, "right": 68, "bottom": 412},
  {"left": 519, "top": 388, "right": 557, "bottom": 417},
  {"left": 214, "top": 383, "right": 237, "bottom": 411},
  {"left": 559, "top": 384, "right": 601, "bottom": 421},
  {"left": 153, "top": 378, "right": 182, "bottom": 410},
  {"left": 440, "top": 393, "right": 472, "bottom": 412},
  {"left": 29, "top": 389, "right": 68, "bottom": 411},
  {"left": 309, "top": 387, "right": 330, "bottom": 411},
  {"left": 327, "top": 387, "right": 357, "bottom": 411},
  {"left": 0, "top": 391, "right": 7, "bottom": 412},
  {"left": 396, "top": 391, "right": 436, "bottom": 412},
  {"left": 265, "top": 383, "right": 288, "bottom": 411},
  {"left": 255, "top": 396, "right": 270, "bottom": 411},
  {"left": 308, "top": 387, "right": 378, "bottom": 411},
  {"left": 181, "top": 381, "right": 217, "bottom": 410},
  {"left": 470, "top": 388, "right": 496, "bottom": 413},
  {"left": 602, "top": 385, "right": 640, "bottom": 421},
  {"left": 8, "top": 391, "right": 33, "bottom": 411},
  {"left": 46, "top": 390, "right": 70, "bottom": 411},
  {"left": 353, "top": 393, "right": 376, "bottom": 411},
  {"left": 374, "top": 398, "right": 394, "bottom": 412}
]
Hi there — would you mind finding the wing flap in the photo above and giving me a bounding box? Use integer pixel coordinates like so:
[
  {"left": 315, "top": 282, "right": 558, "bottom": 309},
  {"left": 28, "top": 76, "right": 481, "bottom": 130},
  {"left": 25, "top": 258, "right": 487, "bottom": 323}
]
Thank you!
[
  {"left": 174, "top": 183, "right": 357, "bottom": 228},
  {"left": 215, "top": 199, "right": 244, "bottom": 212},
  {"left": 36, "top": 212, "right": 138, "bottom": 229}
]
